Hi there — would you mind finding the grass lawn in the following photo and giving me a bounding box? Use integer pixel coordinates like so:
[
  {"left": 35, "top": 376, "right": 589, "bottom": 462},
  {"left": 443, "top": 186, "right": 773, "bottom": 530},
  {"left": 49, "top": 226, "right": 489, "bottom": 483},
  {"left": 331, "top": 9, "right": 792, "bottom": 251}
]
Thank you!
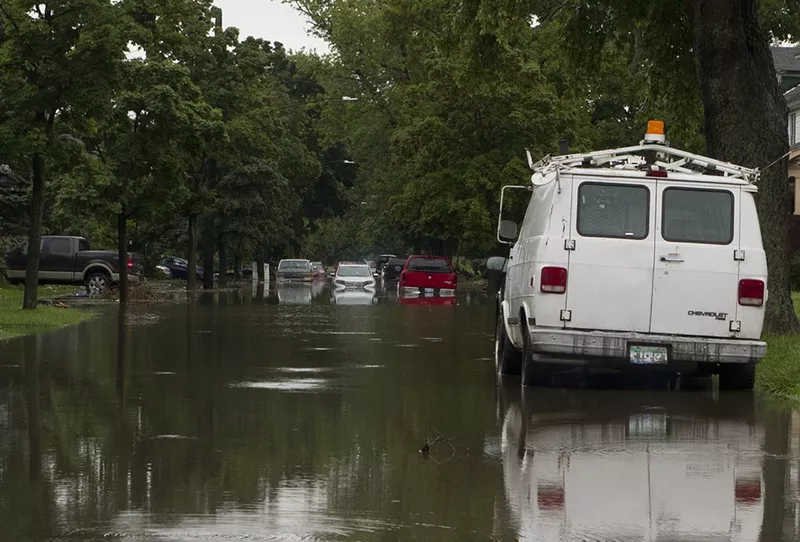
[
  {"left": 755, "top": 292, "right": 800, "bottom": 398},
  {"left": 0, "top": 284, "right": 91, "bottom": 341}
]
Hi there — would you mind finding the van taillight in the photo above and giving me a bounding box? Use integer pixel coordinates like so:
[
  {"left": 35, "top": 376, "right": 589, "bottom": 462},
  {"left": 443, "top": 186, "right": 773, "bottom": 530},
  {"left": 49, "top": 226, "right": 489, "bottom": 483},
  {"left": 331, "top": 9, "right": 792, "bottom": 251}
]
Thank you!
[
  {"left": 738, "top": 279, "right": 764, "bottom": 306},
  {"left": 541, "top": 267, "right": 567, "bottom": 294}
]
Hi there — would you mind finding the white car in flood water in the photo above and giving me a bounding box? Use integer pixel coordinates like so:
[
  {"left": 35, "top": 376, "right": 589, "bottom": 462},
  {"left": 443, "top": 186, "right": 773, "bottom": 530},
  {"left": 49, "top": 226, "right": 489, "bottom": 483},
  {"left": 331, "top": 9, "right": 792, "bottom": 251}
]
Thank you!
[{"left": 333, "top": 264, "right": 376, "bottom": 291}]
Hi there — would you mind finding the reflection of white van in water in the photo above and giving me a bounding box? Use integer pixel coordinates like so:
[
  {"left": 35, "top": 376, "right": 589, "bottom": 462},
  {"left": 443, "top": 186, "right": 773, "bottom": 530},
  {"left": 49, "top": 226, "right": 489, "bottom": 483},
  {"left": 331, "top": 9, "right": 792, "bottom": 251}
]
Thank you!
[
  {"left": 499, "top": 390, "right": 764, "bottom": 542},
  {"left": 494, "top": 121, "right": 767, "bottom": 389}
]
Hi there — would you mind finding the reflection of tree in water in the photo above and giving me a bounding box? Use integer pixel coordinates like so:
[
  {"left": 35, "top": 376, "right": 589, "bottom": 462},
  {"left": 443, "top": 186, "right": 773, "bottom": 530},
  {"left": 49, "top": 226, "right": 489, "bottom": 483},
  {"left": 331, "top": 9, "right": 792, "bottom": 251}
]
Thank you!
[
  {"left": 759, "top": 402, "right": 792, "bottom": 542},
  {"left": 0, "top": 302, "right": 510, "bottom": 539}
]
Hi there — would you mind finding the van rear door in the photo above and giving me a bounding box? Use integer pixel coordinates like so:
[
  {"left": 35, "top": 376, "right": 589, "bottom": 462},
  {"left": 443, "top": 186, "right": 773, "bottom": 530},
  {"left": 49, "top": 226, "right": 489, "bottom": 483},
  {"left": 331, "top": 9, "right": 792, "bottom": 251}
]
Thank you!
[
  {"left": 565, "top": 177, "right": 656, "bottom": 333},
  {"left": 649, "top": 183, "right": 740, "bottom": 337}
]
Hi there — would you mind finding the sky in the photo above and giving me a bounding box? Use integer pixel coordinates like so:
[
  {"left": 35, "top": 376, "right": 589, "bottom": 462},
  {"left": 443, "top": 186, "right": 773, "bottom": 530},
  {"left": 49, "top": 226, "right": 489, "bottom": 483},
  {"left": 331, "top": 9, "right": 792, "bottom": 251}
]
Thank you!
[{"left": 213, "top": 0, "right": 330, "bottom": 54}]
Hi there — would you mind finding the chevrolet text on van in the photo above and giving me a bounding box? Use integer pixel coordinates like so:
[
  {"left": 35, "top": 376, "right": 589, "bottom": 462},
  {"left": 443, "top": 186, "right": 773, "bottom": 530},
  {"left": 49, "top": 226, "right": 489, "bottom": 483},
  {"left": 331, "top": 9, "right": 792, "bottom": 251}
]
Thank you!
[{"left": 494, "top": 121, "right": 767, "bottom": 389}]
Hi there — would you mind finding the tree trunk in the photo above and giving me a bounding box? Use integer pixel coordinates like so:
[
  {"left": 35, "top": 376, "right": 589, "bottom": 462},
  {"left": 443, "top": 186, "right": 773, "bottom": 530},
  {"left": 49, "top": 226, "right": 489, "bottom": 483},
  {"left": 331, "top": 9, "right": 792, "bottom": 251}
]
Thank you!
[
  {"left": 187, "top": 214, "right": 197, "bottom": 291},
  {"left": 218, "top": 233, "right": 227, "bottom": 287},
  {"left": 233, "top": 255, "right": 241, "bottom": 281},
  {"left": 202, "top": 214, "right": 214, "bottom": 290},
  {"left": 22, "top": 148, "right": 46, "bottom": 310},
  {"left": 118, "top": 211, "right": 128, "bottom": 304},
  {"left": 684, "top": 0, "right": 798, "bottom": 332}
]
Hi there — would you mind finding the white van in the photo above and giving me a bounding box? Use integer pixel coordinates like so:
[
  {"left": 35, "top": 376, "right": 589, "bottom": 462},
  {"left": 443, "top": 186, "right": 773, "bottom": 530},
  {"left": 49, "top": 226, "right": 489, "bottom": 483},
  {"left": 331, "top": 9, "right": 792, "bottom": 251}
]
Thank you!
[{"left": 495, "top": 122, "right": 767, "bottom": 389}]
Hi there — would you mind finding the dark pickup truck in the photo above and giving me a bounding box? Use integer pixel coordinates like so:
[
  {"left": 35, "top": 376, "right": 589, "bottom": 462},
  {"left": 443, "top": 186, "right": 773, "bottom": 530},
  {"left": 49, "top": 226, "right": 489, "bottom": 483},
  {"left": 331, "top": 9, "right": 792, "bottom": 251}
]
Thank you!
[{"left": 4, "top": 236, "right": 137, "bottom": 295}]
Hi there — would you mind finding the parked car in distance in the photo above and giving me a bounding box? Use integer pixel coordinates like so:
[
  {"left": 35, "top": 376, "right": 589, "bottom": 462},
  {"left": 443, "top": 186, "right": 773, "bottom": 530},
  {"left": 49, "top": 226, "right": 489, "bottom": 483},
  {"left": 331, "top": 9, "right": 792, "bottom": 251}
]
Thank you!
[
  {"left": 277, "top": 259, "right": 313, "bottom": 282},
  {"left": 398, "top": 256, "right": 457, "bottom": 296},
  {"left": 494, "top": 120, "right": 767, "bottom": 390},
  {"left": 161, "top": 256, "right": 204, "bottom": 281},
  {"left": 333, "top": 263, "right": 376, "bottom": 290},
  {"left": 311, "top": 261, "right": 327, "bottom": 278},
  {"left": 381, "top": 257, "right": 407, "bottom": 281},
  {"left": 332, "top": 260, "right": 365, "bottom": 276},
  {"left": 376, "top": 254, "right": 397, "bottom": 273},
  {"left": 4, "top": 236, "right": 138, "bottom": 295}
]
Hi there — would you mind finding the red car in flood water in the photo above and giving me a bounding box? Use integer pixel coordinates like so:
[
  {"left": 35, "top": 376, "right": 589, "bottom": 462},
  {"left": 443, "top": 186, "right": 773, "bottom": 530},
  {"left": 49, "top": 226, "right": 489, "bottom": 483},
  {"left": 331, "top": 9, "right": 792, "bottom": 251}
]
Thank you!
[{"left": 398, "top": 255, "right": 457, "bottom": 296}]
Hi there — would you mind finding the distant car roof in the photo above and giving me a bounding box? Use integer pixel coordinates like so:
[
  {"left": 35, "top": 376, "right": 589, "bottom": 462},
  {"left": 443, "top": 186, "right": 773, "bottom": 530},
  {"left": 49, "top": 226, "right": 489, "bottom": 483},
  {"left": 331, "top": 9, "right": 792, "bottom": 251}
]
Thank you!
[
  {"left": 338, "top": 263, "right": 369, "bottom": 267},
  {"left": 408, "top": 255, "right": 449, "bottom": 260}
]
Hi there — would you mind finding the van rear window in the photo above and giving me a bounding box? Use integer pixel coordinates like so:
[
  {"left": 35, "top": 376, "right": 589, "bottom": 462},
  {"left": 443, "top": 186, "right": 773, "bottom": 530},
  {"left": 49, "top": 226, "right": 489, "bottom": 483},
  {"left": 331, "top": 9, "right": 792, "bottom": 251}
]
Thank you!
[
  {"left": 577, "top": 183, "right": 649, "bottom": 240},
  {"left": 662, "top": 188, "right": 733, "bottom": 245}
]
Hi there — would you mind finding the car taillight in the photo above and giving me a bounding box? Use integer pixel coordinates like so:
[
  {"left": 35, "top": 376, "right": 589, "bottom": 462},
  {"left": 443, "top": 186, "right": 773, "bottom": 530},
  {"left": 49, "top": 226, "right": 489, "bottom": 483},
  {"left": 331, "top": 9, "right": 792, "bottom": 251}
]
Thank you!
[
  {"left": 126, "top": 258, "right": 133, "bottom": 271},
  {"left": 541, "top": 266, "right": 567, "bottom": 294},
  {"left": 739, "top": 279, "right": 764, "bottom": 306}
]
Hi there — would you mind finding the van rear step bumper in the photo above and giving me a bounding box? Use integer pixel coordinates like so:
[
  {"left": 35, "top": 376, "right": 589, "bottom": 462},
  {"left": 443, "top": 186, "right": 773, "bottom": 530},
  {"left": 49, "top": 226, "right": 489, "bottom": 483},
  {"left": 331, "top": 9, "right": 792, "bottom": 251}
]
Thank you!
[{"left": 528, "top": 328, "right": 765, "bottom": 365}]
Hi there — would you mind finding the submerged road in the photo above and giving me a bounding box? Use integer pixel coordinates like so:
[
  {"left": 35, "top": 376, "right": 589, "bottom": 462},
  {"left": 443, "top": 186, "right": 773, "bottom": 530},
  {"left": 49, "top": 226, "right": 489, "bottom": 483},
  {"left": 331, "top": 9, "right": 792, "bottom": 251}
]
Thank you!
[{"left": 0, "top": 284, "right": 797, "bottom": 541}]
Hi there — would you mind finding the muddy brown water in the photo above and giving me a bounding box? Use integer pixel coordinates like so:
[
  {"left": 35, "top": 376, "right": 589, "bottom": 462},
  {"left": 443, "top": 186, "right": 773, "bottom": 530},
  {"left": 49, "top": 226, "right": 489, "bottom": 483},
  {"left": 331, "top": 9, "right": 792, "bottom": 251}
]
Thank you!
[{"left": 0, "top": 283, "right": 798, "bottom": 541}]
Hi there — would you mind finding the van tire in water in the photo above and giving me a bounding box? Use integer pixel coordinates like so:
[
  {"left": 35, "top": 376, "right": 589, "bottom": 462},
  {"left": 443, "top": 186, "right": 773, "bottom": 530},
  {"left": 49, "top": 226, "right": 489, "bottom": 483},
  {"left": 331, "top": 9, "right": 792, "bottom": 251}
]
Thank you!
[
  {"left": 495, "top": 311, "right": 521, "bottom": 375},
  {"left": 718, "top": 363, "right": 756, "bottom": 391},
  {"left": 521, "top": 322, "right": 549, "bottom": 387}
]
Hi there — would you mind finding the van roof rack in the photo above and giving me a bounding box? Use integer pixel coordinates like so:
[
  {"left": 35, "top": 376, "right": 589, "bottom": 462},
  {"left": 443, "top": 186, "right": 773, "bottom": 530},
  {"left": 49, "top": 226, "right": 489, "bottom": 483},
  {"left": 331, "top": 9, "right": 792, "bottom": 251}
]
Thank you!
[{"left": 532, "top": 143, "right": 759, "bottom": 184}]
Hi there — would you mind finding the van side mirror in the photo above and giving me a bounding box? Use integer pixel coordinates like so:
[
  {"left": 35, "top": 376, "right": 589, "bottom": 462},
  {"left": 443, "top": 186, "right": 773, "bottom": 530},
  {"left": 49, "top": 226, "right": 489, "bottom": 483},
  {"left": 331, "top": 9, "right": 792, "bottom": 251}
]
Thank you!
[
  {"left": 498, "top": 220, "right": 518, "bottom": 242},
  {"left": 486, "top": 256, "right": 507, "bottom": 272}
]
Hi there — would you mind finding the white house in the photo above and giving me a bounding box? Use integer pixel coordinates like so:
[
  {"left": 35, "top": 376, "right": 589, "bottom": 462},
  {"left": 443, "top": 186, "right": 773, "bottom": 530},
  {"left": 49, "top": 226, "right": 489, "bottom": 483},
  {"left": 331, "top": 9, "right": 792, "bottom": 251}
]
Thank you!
[{"left": 786, "top": 84, "right": 800, "bottom": 214}]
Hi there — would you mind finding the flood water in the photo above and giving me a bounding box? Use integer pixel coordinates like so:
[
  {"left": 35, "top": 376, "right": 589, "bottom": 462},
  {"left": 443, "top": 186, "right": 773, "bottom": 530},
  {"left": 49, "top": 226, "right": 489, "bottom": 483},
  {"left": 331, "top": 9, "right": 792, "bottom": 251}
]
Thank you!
[{"left": 0, "top": 283, "right": 798, "bottom": 541}]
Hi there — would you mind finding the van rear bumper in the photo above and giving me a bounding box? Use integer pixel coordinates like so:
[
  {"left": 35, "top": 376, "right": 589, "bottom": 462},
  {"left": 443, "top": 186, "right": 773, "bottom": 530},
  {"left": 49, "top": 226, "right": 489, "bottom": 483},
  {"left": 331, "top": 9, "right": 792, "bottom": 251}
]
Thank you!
[{"left": 528, "top": 328, "right": 766, "bottom": 365}]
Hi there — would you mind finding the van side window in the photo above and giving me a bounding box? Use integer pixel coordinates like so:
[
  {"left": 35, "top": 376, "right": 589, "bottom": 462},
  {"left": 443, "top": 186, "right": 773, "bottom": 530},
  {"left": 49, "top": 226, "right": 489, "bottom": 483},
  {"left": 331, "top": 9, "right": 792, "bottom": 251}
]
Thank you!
[
  {"left": 577, "top": 183, "right": 649, "bottom": 240},
  {"left": 662, "top": 188, "right": 733, "bottom": 245}
]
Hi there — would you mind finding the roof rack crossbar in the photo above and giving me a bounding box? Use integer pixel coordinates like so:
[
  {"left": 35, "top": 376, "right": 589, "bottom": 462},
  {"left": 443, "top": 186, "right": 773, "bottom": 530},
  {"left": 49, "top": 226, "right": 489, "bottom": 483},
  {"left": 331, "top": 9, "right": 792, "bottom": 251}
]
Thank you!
[{"left": 538, "top": 144, "right": 758, "bottom": 183}]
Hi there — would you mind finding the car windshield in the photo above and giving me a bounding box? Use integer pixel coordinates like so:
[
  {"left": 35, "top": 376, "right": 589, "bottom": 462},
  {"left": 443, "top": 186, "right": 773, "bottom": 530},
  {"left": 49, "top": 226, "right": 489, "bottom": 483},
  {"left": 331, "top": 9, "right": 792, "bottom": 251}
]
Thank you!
[
  {"left": 407, "top": 258, "right": 451, "bottom": 273},
  {"left": 279, "top": 260, "right": 311, "bottom": 271},
  {"left": 338, "top": 266, "right": 372, "bottom": 278}
]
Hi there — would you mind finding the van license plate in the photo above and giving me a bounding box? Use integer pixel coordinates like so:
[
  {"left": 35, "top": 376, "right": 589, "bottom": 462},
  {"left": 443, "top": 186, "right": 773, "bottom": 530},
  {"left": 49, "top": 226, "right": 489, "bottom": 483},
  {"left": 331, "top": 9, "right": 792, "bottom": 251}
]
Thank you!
[{"left": 629, "top": 345, "right": 668, "bottom": 364}]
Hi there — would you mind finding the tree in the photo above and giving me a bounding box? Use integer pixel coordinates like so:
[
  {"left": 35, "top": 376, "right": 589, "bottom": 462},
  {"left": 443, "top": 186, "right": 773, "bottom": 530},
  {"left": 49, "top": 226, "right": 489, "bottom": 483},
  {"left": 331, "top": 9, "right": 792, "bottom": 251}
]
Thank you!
[
  {"left": 54, "top": 59, "right": 220, "bottom": 302},
  {"left": 298, "top": 0, "right": 800, "bottom": 331},
  {"left": 684, "top": 1, "right": 795, "bottom": 331},
  {"left": 465, "top": 0, "right": 799, "bottom": 330},
  {"left": 0, "top": 0, "right": 129, "bottom": 308}
]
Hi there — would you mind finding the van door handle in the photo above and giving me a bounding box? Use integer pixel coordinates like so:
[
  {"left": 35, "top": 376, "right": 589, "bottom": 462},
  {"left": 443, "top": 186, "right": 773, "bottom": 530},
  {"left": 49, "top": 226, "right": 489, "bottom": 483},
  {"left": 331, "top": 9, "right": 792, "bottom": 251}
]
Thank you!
[{"left": 660, "top": 254, "right": 684, "bottom": 263}]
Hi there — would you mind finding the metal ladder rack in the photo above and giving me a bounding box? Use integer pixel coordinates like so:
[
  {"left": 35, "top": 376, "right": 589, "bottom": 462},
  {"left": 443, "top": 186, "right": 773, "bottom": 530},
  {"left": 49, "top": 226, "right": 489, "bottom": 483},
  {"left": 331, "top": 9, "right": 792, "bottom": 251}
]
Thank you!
[{"left": 532, "top": 144, "right": 759, "bottom": 184}]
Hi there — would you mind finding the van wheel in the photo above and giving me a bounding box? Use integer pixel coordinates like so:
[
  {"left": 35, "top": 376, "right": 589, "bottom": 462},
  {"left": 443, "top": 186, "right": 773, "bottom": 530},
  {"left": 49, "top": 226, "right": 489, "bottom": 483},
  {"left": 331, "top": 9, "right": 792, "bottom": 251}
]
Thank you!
[
  {"left": 495, "top": 311, "right": 521, "bottom": 375},
  {"left": 718, "top": 364, "right": 756, "bottom": 391},
  {"left": 85, "top": 271, "right": 110, "bottom": 296},
  {"left": 521, "top": 322, "right": 549, "bottom": 387}
]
